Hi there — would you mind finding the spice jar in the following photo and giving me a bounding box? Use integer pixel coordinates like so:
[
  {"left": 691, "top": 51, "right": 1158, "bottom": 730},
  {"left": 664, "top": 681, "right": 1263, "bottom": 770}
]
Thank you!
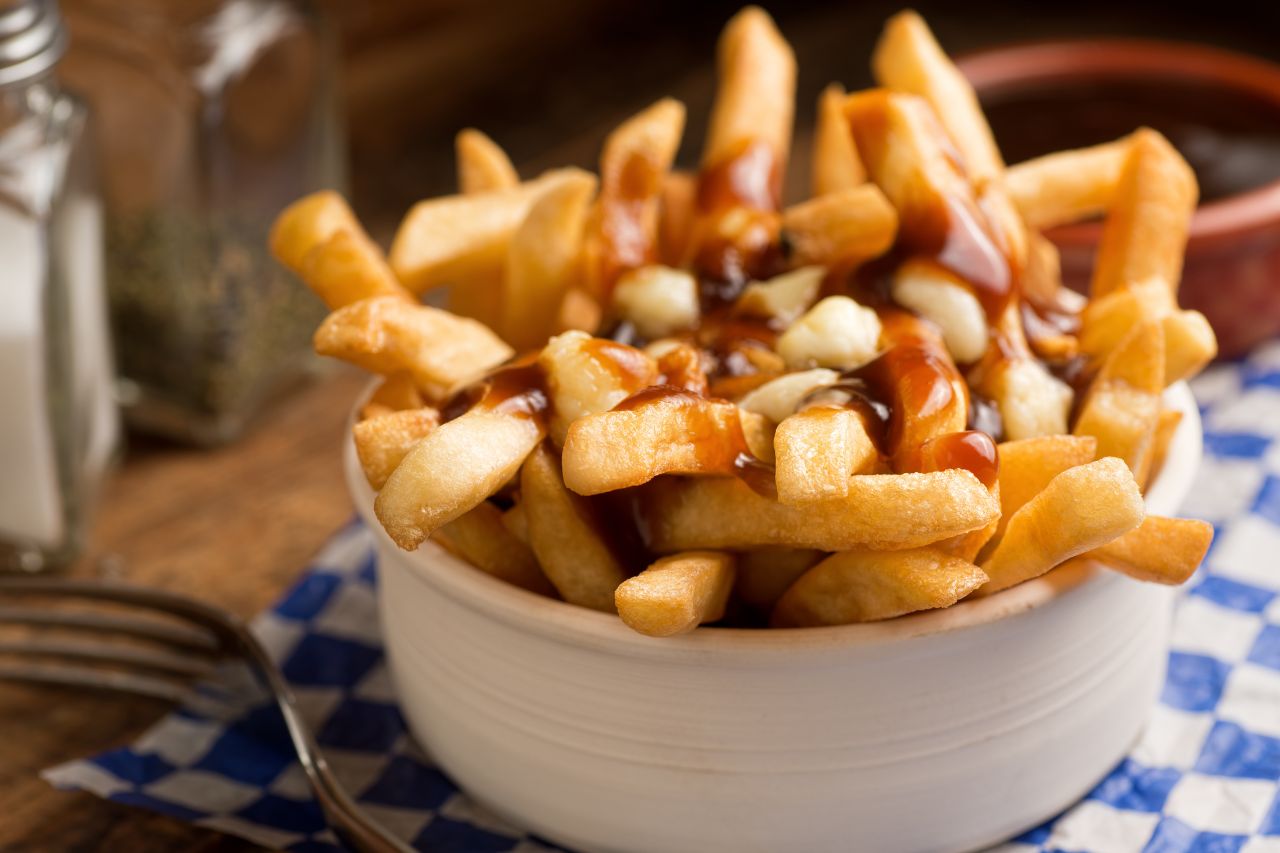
[
  {"left": 60, "top": 0, "right": 343, "bottom": 444},
  {"left": 0, "top": 0, "right": 119, "bottom": 571}
]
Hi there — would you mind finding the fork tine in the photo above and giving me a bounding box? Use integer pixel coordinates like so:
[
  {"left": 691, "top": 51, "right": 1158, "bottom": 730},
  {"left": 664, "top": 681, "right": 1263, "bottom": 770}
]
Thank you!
[
  {"left": 0, "top": 661, "right": 195, "bottom": 704},
  {"left": 0, "top": 606, "right": 219, "bottom": 652},
  {"left": 0, "top": 639, "right": 216, "bottom": 676}
]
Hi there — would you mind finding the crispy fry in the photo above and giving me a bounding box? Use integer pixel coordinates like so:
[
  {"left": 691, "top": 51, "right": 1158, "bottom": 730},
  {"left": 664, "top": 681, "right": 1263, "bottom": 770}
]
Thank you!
[
  {"left": 735, "top": 548, "right": 822, "bottom": 612},
  {"left": 616, "top": 551, "right": 736, "bottom": 636},
  {"left": 780, "top": 185, "right": 898, "bottom": 267},
  {"left": 812, "top": 83, "right": 865, "bottom": 196},
  {"left": 314, "top": 296, "right": 513, "bottom": 400},
  {"left": 502, "top": 501, "right": 529, "bottom": 544},
  {"left": 539, "top": 331, "right": 659, "bottom": 446},
  {"left": 390, "top": 168, "right": 584, "bottom": 293},
  {"left": 994, "top": 434, "right": 1097, "bottom": 541},
  {"left": 555, "top": 287, "right": 603, "bottom": 334},
  {"left": 1162, "top": 310, "right": 1217, "bottom": 385},
  {"left": 589, "top": 99, "right": 686, "bottom": 294},
  {"left": 1079, "top": 280, "right": 1215, "bottom": 385},
  {"left": 1140, "top": 409, "right": 1183, "bottom": 489},
  {"left": 361, "top": 373, "right": 425, "bottom": 419},
  {"left": 739, "top": 409, "right": 776, "bottom": 464},
  {"left": 521, "top": 444, "right": 629, "bottom": 611},
  {"left": 645, "top": 469, "right": 998, "bottom": 553},
  {"left": 872, "top": 11, "right": 1004, "bottom": 184},
  {"left": 456, "top": 128, "right": 519, "bottom": 194},
  {"left": 1086, "top": 515, "right": 1213, "bottom": 585},
  {"left": 658, "top": 171, "right": 698, "bottom": 267},
  {"left": 353, "top": 407, "right": 440, "bottom": 489},
  {"left": 774, "top": 407, "right": 877, "bottom": 504},
  {"left": 773, "top": 547, "right": 988, "bottom": 627},
  {"left": 502, "top": 172, "right": 597, "bottom": 350},
  {"left": 1007, "top": 137, "right": 1130, "bottom": 230},
  {"left": 562, "top": 391, "right": 750, "bottom": 495},
  {"left": 435, "top": 502, "right": 556, "bottom": 596},
  {"left": 702, "top": 7, "right": 795, "bottom": 178},
  {"left": 976, "top": 457, "right": 1144, "bottom": 595},
  {"left": 1091, "top": 128, "right": 1198, "bottom": 299},
  {"left": 270, "top": 191, "right": 361, "bottom": 272},
  {"left": 297, "top": 229, "right": 412, "bottom": 310},
  {"left": 1074, "top": 320, "right": 1164, "bottom": 477}
]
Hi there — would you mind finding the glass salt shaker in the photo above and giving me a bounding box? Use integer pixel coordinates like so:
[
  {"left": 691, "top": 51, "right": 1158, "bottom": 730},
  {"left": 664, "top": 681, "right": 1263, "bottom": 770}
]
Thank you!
[
  {"left": 60, "top": 0, "right": 343, "bottom": 445},
  {"left": 0, "top": 0, "right": 119, "bottom": 571}
]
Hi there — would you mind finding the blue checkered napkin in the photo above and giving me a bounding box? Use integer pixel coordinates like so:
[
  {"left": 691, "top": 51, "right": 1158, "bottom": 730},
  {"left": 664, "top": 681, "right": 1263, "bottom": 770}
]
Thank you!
[{"left": 45, "top": 342, "right": 1280, "bottom": 853}]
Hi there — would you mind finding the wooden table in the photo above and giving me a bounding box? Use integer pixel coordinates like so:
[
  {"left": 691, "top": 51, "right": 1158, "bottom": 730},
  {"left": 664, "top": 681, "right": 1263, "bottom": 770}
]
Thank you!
[{"left": 0, "top": 371, "right": 366, "bottom": 852}]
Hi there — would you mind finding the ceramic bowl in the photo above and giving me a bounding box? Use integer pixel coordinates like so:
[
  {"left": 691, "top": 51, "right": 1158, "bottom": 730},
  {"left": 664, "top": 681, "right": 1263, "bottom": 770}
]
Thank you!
[
  {"left": 346, "top": 384, "right": 1202, "bottom": 853},
  {"left": 958, "top": 38, "right": 1280, "bottom": 358}
]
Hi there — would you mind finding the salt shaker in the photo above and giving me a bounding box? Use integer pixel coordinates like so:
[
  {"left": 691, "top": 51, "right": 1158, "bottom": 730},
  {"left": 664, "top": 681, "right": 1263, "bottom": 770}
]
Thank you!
[{"left": 0, "top": 0, "right": 118, "bottom": 571}]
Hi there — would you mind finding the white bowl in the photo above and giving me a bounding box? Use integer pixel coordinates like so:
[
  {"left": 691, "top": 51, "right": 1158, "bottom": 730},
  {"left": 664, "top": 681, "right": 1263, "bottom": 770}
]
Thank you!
[{"left": 346, "top": 384, "right": 1202, "bottom": 853}]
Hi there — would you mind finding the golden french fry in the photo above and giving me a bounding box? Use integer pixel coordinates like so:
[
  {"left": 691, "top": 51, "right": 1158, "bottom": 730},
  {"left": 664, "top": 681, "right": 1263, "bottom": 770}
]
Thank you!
[
  {"left": 297, "top": 229, "right": 412, "bottom": 310},
  {"left": 555, "top": 287, "right": 603, "bottom": 334},
  {"left": 1091, "top": 128, "right": 1198, "bottom": 299},
  {"left": 521, "top": 444, "right": 629, "bottom": 611},
  {"left": 561, "top": 391, "right": 750, "bottom": 495},
  {"left": 995, "top": 434, "right": 1097, "bottom": 541},
  {"left": 456, "top": 128, "right": 519, "bottom": 194},
  {"left": 872, "top": 11, "right": 1004, "bottom": 184},
  {"left": 1007, "top": 137, "right": 1130, "bottom": 230},
  {"left": 390, "top": 168, "right": 584, "bottom": 293},
  {"left": 780, "top": 185, "right": 898, "bottom": 267},
  {"left": 1074, "top": 320, "right": 1164, "bottom": 477},
  {"left": 502, "top": 501, "right": 529, "bottom": 544},
  {"left": 701, "top": 7, "right": 795, "bottom": 183},
  {"left": 1141, "top": 409, "right": 1183, "bottom": 489},
  {"left": 773, "top": 547, "right": 988, "bottom": 627},
  {"left": 976, "top": 457, "right": 1144, "bottom": 595},
  {"left": 360, "top": 372, "right": 425, "bottom": 419},
  {"left": 1162, "top": 310, "right": 1217, "bottom": 385},
  {"left": 375, "top": 408, "right": 544, "bottom": 550},
  {"left": 1079, "top": 281, "right": 1215, "bottom": 384},
  {"left": 658, "top": 171, "right": 697, "bottom": 267},
  {"left": 616, "top": 551, "right": 736, "bottom": 636},
  {"left": 314, "top": 296, "right": 513, "bottom": 400},
  {"left": 812, "top": 83, "right": 864, "bottom": 196},
  {"left": 645, "top": 469, "right": 998, "bottom": 553},
  {"left": 435, "top": 502, "right": 556, "bottom": 596},
  {"left": 589, "top": 99, "right": 685, "bottom": 293},
  {"left": 446, "top": 269, "right": 505, "bottom": 330},
  {"left": 1086, "top": 515, "right": 1213, "bottom": 585},
  {"left": 539, "top": 331, "right": 659, "bottom": 446},
  {"left": 734, "top": 548, "right": 822, "bottom": 613},
  {"left": 774, "top": 407, "right": 877, "bottom": 504},
  {"left": 739, "top": 409, "right": 776, "bottom": 464},
  {"left": 502, "top": 172, "right": 597, "bottom": 350},
  {"left": 270, "top": 190, "right": 361, "bottom": 272},
  {"left": 353, "top": 407, "right": 440, "bottom": 489}
]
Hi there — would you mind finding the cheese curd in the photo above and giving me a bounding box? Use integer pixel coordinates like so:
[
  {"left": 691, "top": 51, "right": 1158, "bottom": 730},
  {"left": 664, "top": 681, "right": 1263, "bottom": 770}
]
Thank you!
[
  {"left": 613, "top": 265, "right": 700, "bottom": 339},
  {"left": 776, "top": 296, "right": 881, "bottom": 370}
]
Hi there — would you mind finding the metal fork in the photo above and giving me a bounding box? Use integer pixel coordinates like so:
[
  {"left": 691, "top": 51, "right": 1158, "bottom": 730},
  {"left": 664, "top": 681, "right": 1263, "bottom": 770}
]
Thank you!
[{"left": 0, "top": 575, "right": 412, "bottom": 853}]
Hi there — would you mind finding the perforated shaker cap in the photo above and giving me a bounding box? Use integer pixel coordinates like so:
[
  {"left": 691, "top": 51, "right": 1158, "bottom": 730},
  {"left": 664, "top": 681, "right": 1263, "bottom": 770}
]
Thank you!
[{"left": 0, "top": 0, "right": 66, "bottom": 87}]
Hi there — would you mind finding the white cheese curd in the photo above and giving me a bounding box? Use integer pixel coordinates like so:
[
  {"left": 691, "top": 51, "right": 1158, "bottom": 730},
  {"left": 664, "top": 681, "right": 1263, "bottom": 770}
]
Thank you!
[{"left": 776, "top": 295, "right": 881, "bottom": 370}]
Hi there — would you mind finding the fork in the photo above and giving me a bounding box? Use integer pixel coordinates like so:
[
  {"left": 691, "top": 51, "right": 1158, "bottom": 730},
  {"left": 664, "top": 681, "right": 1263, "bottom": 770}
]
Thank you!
[{"left": 0, "top": 575, "right": 413, "bottom": 853}]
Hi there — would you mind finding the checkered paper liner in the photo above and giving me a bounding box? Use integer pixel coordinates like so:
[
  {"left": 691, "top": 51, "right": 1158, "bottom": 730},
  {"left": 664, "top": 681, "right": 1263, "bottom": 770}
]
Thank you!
[{"left": 44, "top": 342, "right": 1280, "bottom": 853}]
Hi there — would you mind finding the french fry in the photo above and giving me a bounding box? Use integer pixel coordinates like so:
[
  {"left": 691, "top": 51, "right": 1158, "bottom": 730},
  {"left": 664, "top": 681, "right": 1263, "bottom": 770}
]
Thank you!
[
  {"left": 872, "top": 11, "right": 1004, "bottom": 184},
  {"left": 1079, "top": 280, "right": 1215, "bottom": 384},
  {"left": 1162, "top": 310, "right": 1217, "bottom": 385},
  {"left": 1090, "top": 128, "right": 1198, "bottom": 299},
  {"left": 435, "top": 502, "right": 556, "bottom": 596},
  {"left": 1086, "top": 515, "right": 1213, "bottom": 585},
  {"left": 735, "top": 548, "right": 821, "bottom": 613},
  {"left": 561, "top": 391, "right": 750, "bottom": 495},
  {"left": 701, "top": 7, "right": 795, "bottom": 184},
  {"left": 270, "top": 190, "right": 362, "bottom": 272},
  {"left": 659, "top": 171, "right": 697, "bottom": 267},
  {"left": 589, "top": 99, "right": 686, "bottom": 293},
  {"left": 615, "top": 551, "right": 736, "bottom": 636},
  {"left": 352, "top": 407, "right": 440, "bottom": 489},
  {"left": 502, "top": 501, "right": 529, "bottom": 544},
  {"left": 994, "top": 434, "right": 1097, "bottom": 541},
  {"left": 555, "top": 287, "right": 603, "bottom": 334},
  {"left": 812, "top": 83, "right": 865, "bottom": 196},
  {"left": 501, "top": 172, "right": 597, "bottom": 350},
  {"left": 1007, "top": 137, "right": 1130, "bottom": 230},
  {"left": 539, "top": 331, "right": 659, "bottom": 446},
  {"left": 780, "top": 185, "right": 898, "bottom": 267},
  {"left": 1074, "top": 320, "right": 1164, "bottom": 477},
  {"left": 521, "top": 444, "right": 629, "bottom": 611},
  {"left": 645, "top": 469, "right": 998, "bottom": 553},
  {"left": 390, "top": 167, "right": 584, "bottom": 293},
  {"left": 739, "top": 409, "right": 776, "bottom": 464},
  {"left": 375, "top": 407, "right": 544, "bottom": 551},
  {"left": 976, "top": 457, "right": 1144, "bottom": 596},
  {"left": 1140, "top": 409, "right": 1183, "bottom": 488},
  {"left": 774, "top": 407, "right": 877, "bottom": 504},
  {"left": 360, "top": 372, "right": 425, "bottom": 419},
  {"left": 314, "top": 296, "right": 513, "bottom": 400},
  {"left": 456, "top": 128, "right": 519, "bottom": 194},
  {"left": 773, "top": 547, "right": 988, "bottom": 627}
]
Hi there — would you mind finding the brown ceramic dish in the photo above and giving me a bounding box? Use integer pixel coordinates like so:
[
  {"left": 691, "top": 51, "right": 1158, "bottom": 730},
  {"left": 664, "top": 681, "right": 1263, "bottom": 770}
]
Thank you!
[{"left": 959, "top": 39, "right": 1280, "bottom": 357}]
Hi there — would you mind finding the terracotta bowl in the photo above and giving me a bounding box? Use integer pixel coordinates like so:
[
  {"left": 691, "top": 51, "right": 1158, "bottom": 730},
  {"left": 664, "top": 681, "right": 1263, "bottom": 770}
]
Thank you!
[
  {"left": 349, "top": 382, "right": 1204, "bottom": 853},
  {"left": 958, "top": 39, "right": 1280, "bottom": 358}
]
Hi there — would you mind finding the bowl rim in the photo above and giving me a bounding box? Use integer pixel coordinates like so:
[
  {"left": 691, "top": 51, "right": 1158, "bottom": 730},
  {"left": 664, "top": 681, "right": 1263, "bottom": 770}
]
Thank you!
[
  {"left": 956, "top": 37, "right": 1280, "bottom": 246},
  {"left": 349, "top": 382, "right": 1202, "bottom": 657}
]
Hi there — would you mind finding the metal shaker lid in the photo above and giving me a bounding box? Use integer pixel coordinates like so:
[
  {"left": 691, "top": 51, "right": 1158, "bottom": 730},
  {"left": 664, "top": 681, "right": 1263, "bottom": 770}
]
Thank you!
[{"left": 0, "top": 0, "right": 66, "bottom": 87}]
